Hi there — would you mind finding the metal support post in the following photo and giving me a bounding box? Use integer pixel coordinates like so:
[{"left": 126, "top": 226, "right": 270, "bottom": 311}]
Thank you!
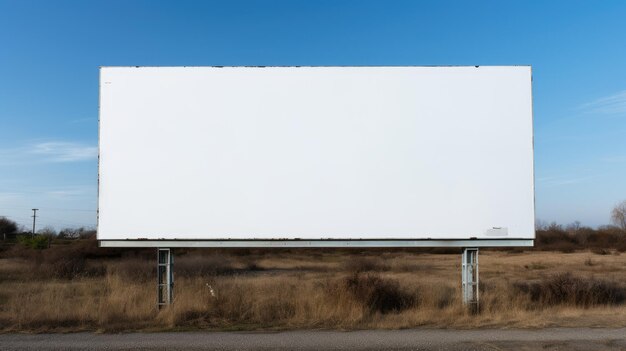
[
  {"left": 157, "top": 248, "right": 174, "bottom": 308},
  {"left": 461, "top": 247, "right": 479, "bottom": 311}
]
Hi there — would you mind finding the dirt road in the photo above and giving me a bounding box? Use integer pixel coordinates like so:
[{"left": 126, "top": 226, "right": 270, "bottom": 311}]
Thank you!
[{"left": 1, "top": 328, "right": 626, "bottom": 350}]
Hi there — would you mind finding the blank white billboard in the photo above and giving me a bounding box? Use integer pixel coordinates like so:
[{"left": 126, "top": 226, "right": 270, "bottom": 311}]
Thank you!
[{"left": 98, "top": 66, "right": 534, "bottom": 245}]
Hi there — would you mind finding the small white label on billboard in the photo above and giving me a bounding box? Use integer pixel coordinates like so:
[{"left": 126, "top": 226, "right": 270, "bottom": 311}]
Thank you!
[{"left": 484, "top": 227, "right": 509, "bottom": 236}]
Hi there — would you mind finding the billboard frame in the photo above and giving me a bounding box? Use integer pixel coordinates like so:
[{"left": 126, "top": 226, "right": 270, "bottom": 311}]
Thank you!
[
  {"left": 99, "top": 239, "right": 533, "bottom": 248},
  {"left": 97, "top": 65, "right": 535, "bottom": 249}
]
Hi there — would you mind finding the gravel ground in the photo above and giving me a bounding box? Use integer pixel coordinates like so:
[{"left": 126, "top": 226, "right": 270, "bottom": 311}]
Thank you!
[{"left": 1, "top": 328, "right": 626, "bottom": 350}]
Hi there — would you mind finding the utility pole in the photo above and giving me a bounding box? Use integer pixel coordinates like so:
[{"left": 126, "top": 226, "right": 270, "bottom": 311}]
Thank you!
[{"left": 31, "top": 208, "right": 38, "bottom": 237}]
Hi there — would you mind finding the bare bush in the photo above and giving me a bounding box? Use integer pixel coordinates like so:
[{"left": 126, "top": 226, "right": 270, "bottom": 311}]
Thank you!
[
  {"left": 612, "top": 200, "right": 626, "bottom": 230},
  {"left": 592, "top": 248, "right": 611, "bottom": 255},
  {"left": 514, "top": 273, "right": 626, "bottom": 307},
  {"left": 48, "top": 256, "right": 87, "bottom": 279},
  {"left": 535, "top": 224, "right": 626, "bottom": 252},
  {"left": 344, "top": 273, "right": 415, "bottom": 314},
  {"left": 535, "top": 223, "right": 579, "bottom": 252},
  {"left": 38, "top": 250, "right": 106, "bottom": 280}
]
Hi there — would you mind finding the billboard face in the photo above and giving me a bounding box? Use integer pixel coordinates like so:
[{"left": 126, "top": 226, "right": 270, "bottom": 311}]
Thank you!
[{"left": 98, "top": 66, "right": 534, "bottom": 245}]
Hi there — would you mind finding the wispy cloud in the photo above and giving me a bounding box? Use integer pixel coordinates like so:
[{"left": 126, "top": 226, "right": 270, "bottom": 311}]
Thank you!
[
  {"left": 601, "top": 155, "right": 626, "bottom": 163},
  {"left": 45, "top": 189, "right": 87, "bottom": 198},
  {"left": 0, "top": 141, "right": 97, "bottom": 165},
  {"left": 0, "top": 192, "right": 21, "bottom": 202},
  {"left": 0, "top": 186, "right": 93, "bottom": 201},
  {"left": 579, "top": 90, "right": 626, "bottom": 115},
  {"left": 29, "top": 142, "right": 97, "bottom": 162}
]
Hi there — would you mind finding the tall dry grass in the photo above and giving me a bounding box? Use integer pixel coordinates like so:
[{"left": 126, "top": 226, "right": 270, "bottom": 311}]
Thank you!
[{"left": 1, "top": 243, "right": 626, "bottom": 332}]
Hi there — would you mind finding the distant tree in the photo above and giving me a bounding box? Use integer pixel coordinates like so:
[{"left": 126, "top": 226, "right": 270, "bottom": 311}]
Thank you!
[
  {"left": 612, "top": 200, "right": 626, "bottom": 230},
  {"left": 0, "top": 216, "right": 18, "bottom": 237},
  {"left": 37, "top": 226, "right": 57, "bottom": 249},
  {"left": 547, "top": 222, "right": 563, "bottom": 231},
  {"left": 78, "top": 229, "right": 96, "bottom": 239},
  {"left": 58, "top": 227, "right": 80, "bottom": 239},
  {"left": 566, "top": 221, "right": 582, "bottom": 234},
  {"left": 37, "top": 226, "right": 57, "bottom": 237},
  {"left": 535, "top": 219, "right": 548, "bottom": 231}
]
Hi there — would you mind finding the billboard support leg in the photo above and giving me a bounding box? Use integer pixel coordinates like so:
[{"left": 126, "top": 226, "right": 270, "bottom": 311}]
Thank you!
[
  {"left": 461, "top": 247, "right": 479, "bottom": 312},
  {"left": 157, "top": 248, "right": 174, "bottom": 309}
]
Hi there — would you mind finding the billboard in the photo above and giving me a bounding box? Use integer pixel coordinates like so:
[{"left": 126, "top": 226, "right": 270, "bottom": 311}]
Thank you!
[{"left": 98, "top": 66, "right": 534, "bottom": 247}]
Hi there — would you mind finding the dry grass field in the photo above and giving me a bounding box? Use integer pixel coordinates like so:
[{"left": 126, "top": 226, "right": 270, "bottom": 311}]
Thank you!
[{"left": 1, "top": 237, "right": 626, "bottom": 332}]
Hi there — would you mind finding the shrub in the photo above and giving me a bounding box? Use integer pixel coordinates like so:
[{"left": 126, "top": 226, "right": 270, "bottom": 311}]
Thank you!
[
  {"left": 243, "top": 259, "right": 263, "bottom": 272},
  {"left": 535, "top": 225, "right": 626, "bottom": 252},
  {"left": 592, "top": 248, "right": 611, "bottom": 255},
  {"left": 535, "top": 225, "right": 579, "bottom": 252},
  {"left": 48, "top": 256, "right": 87, "bottom": 279},
  {"left": 37, "top": 250, "right": 107, "bottom": 280},
  {"left": 17, "top": 235, "right": 49, "bottom": 250},
  {"left": 514, "top": 273, "right": 626, "bottom": 307},
  {"left": 344, "top": 273, "right": 415, "bottom": 314}
]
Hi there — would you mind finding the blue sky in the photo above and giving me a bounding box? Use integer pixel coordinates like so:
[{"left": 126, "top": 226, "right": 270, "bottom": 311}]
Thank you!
[{"left": 0, "top": 0, "right": 625, "bottom": 230}]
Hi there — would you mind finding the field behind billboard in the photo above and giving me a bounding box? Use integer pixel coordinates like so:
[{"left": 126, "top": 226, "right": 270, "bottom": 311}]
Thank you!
[{"left": 1, "top": 228, "right": 626, "bottom": 332}]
